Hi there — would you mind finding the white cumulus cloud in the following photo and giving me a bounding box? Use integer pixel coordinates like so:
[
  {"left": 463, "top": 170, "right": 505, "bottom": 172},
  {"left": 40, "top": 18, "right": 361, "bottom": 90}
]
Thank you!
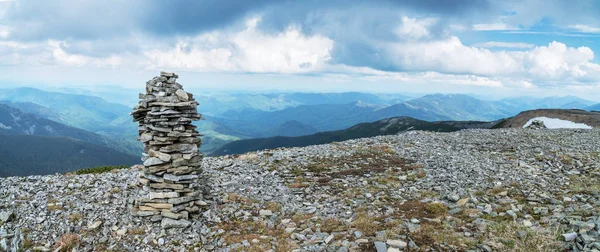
[
  {"left": 396, "top": 16, "right": 437, "bottom": 40},
  {"left": 567, "top": 24, "right": 600, "bottom": 33},
  {"left": 48, "top": 40, "right": 122, "bottom": 68},
  {"left": 143, "top": 17, "right": 334, "bottom": 73},
  {"left": 472, "top": 41, "right": 535, "bottom": 49},
  {"left": 382, "top": 34, "right": 599, "bottom": 84},
  {"left": 472, "top": 23, "right": 520, "bottom": 31}
]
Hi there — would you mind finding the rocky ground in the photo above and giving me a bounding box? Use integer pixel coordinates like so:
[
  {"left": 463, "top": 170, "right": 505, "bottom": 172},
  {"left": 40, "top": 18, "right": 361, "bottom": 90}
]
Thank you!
[{"left": 1, "top": 128, "right": 600, "bottom": 252}]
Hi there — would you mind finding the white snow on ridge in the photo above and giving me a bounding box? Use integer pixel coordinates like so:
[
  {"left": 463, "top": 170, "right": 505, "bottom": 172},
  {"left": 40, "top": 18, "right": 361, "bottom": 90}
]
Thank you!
[{"left": 523, "top": 117, "right": 593, "bottom": 129}]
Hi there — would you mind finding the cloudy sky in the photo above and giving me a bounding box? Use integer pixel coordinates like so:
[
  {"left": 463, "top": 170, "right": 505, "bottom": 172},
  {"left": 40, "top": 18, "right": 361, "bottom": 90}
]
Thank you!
[{"left": 1, "top": 0, "right": 600, "bottom": 100}]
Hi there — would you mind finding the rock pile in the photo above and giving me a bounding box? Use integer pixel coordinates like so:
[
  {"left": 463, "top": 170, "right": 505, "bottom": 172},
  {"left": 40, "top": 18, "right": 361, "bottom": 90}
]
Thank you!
[
  {"left": 130, "top": 71, "right": 204, "bottom": 229},
  {"left": 526, "top": 119, "right": 547, "bottom": 130},
  {"left": 0, "top": 211, "right": 21, "bottom": 252}
]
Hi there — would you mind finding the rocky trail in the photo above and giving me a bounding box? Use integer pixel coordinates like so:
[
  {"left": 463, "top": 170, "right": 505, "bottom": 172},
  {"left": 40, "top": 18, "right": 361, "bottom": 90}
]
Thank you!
[{"left": 1, "top": 128, "right": 600, "bottom": 251}]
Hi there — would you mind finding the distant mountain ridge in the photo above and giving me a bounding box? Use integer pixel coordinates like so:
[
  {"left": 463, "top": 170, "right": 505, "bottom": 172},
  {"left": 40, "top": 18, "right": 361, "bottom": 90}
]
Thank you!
[
  {"left": 0, "top": 104, "right": 107, "bottom": 143},
  {"left": 0, "top": 87, "right": 136, "bottom": 136},
  {"left": 211, "top": 116, "right": 497, "bottom": 156},
  {"left": 2, "top": 87, "right": 598, "bottom": 156},
  {"left": 587, "top": 104, "right": 600, "bottom": 112}
]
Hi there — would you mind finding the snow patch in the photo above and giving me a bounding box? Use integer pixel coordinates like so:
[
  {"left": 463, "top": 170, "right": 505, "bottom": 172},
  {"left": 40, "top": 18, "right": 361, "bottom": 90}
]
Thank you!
[
  {"left": 9, "top": 112, "right": 21, "bottom": 122},
  {"left": 25, "top": 124, "right": 36, "bottom": 134},
  {"left": 44, "top": 125, "right": 54, "bottom": 133},
  {"left": 0, "top": 123, "right": 11, "bottom": 130},
  {"left": 523, "top": 117, "right": 592, "bottom": 129}
]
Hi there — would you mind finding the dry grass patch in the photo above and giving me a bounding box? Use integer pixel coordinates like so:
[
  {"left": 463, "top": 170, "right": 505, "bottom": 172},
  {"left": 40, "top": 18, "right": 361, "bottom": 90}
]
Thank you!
[
  {"left": 48, "top": 204, "right": 65, "bottom": 211},
  {"left": 21, "top": 238, "right": 34, "bottom": 249},
  {"left": 265, "top": 201, "right": 281, "bottom": 212},
  {"left": 351, "top": 213, "right": 381, "bottom": 237},
  {"left": 303, "top": 150, "right": 412, "bottom": 178},
  {"left": 567, "top": 174, "right": 600, "bottom": 195},
  {"left": 371, "top": 144, "right": 397, "bottom": 154},
  {"left": 289, "top": 182, "right": 308, "bottom": 188},
  {"left": 53, "top": 233, "right": 80, "bottom": 252},
  {"left": 109, "top": 187, "right": 121, "bottom": 194},
  {"left": 129, "top": 228, "right": 145, "bottom": 235},
  {"left": 375, "top": 175, "right": 400, "bottom": 186},
  {"left": 390, "top": 201, "right": 448, "bottom": 219},
  {"left": 228, "top": 193, "right": 252, "bottom": 204},
  {"left": 321, "top": 217, "right": 346, "bottom": 233},
  {"left": 219, "top": 218, "right": 288, "bottom": 250},
  {"left": 410, "top": 222, "right": 475, "bottom": 250},
  {"left": 276, "top": 239, "right": 298, "bottom": 251},
  {"left": 68, "top": 213, "right": 83, "bottom": 223},
  {"left": 484, "top": 222, "right": 562, "bottom": 251},
  {"left": 489, "top": 186, "right": 507, "bottom": 195},
  {"left": 291, "top": 213, "right": 315, "bottom": 224}
]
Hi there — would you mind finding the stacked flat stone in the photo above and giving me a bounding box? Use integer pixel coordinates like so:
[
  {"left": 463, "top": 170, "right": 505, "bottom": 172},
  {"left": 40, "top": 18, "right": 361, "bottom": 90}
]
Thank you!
[{"left": 130, "top": 71, "right": 204, "bottom": 229}]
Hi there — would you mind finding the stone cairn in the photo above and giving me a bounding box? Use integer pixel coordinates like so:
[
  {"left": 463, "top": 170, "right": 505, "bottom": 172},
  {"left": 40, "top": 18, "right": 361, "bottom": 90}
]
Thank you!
[{"left": 130, "top": 71, "right": 204, "bottom": 229}]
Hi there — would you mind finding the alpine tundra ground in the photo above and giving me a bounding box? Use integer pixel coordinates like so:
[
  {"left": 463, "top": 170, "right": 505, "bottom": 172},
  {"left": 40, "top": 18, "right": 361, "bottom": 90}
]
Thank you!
[{"left": 1, "top": 129, "right": 599, "bottom": 251}]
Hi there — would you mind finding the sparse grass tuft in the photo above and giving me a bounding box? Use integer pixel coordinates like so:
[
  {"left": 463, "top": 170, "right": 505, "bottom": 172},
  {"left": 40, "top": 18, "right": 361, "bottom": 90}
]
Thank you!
[
  {"left": 485, "top": 222, "right": 562, "bottom": 251},
  {"left": 68, "top": 213, "right": 83, "bottom": 223},
  {"left": 48, "top": 204, "right": 65, "bottom": 211},
  {"left": 129, "top": 228, "right": 145, "bottom": 235},
  {"left": 74, "top": 165, "right": 129, "bottom": 175},
  {"left": 489, "top": 186, "right": 506, "bottom": 195},
  {"left": 424, "top": 202, "right": 448, "bottom": 217},
  {"left": 351, "top": 213, "right": 380, "bottom": 236},
  {"left": 52, "top": 233, "right": 80, "bottom": 252},
  {"left": 265, "top": 201, "right": 281, "bottom": 212},
  {"left": 321, "top": 217, "right": 346, "bottom": 233},
  {"left": 411, "top": 222, "right": 475, "bottom": 249},
  {"left": 22, "top": 238, "right": 34, "bottom": 249}
]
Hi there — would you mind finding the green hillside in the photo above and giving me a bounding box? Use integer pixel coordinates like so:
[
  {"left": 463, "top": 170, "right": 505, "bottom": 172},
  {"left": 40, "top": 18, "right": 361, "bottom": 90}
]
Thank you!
[{"left": 0, "top": 134, "right": 139, "bottom": 177}]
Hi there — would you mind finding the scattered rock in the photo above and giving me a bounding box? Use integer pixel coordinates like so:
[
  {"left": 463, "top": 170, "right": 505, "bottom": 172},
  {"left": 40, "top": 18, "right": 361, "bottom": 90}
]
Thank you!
[
  {"left": 387, "top": 239, "right": 407, "bottom": 249},
  {"left": 259, "top": 210, "right": 273, "bottom": 216},
  {"left": 161, "top": 218, "right": 191, "bottom": 229},
  {"left": 563, "top": 232, "right": 578, "bottom": 242},
  {"left": 374, "top": 241, "right": 387, "bottom": 252},
  {"left": 88, "top": 221, "right": 102, "bottom": 230}
]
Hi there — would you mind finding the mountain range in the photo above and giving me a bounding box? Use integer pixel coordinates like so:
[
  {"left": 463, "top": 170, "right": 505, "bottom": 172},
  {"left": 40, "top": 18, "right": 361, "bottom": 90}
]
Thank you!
[
  {"left": 212, "top": 108, "right": 600, "bottom": 156},
  {"left": 211, "top": 117, "right": 497, "bottom": 156},
  {"left": 0, "top": 86, "right": 598, "bottom": 176}
]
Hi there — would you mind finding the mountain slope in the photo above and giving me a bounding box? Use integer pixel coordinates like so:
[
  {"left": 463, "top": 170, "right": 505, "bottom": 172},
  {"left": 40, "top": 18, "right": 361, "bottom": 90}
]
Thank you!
[
  {"left": 0, "top": 101, "right": 62, "bottom": 122},
  {"left": 0, "top": 87, "right": 136, "bottom": 136},
  {"left": 372, "top": 102, "right": 451, "bottom": 121},
  {"left": 493, "top": 109, "right": 600, "bottom": 128},
  {"left": 211, "top": 116, "right": 496, "bottom": 156},
  {"left": 0, "top": 104, "right": 141, "bottom": 156},
  {"left": 404, "top": 94, "right": 511, "bottom": 121},
  {"left": 587, "top": 104, "right": 600, "bottom": 112},
  {"left": 0, "top": 104, "right": 104, "bottom": 141},
  {"left": 193, "top": 92, "right": 410, "bottom": 116},
  {"left": 263, "top": 120, "right": 319, "bottom": 137},
  {"left": 212, "top": 102, "right": 385, "bottom": 136},
  {"left": 496, "top": 96, "right": 596, "bottom": 115},
  {"left": 0, "top": 134, "right": 139, "bottom": 177}
]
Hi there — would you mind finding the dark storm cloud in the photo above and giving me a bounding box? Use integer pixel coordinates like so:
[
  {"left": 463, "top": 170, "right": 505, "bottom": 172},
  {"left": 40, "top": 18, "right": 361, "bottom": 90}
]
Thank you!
[
  {"left": 137, "top": 0, "right": 275, "bottom": 35},
  {"left": 1, "top": 0, "right": 493, "bottom": 41}
]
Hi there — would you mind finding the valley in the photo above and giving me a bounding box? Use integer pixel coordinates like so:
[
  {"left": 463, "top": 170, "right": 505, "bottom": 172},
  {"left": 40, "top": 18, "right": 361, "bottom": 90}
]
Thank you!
[{"left": 0, "top": 87, "right": 598, "bottom": 176}]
